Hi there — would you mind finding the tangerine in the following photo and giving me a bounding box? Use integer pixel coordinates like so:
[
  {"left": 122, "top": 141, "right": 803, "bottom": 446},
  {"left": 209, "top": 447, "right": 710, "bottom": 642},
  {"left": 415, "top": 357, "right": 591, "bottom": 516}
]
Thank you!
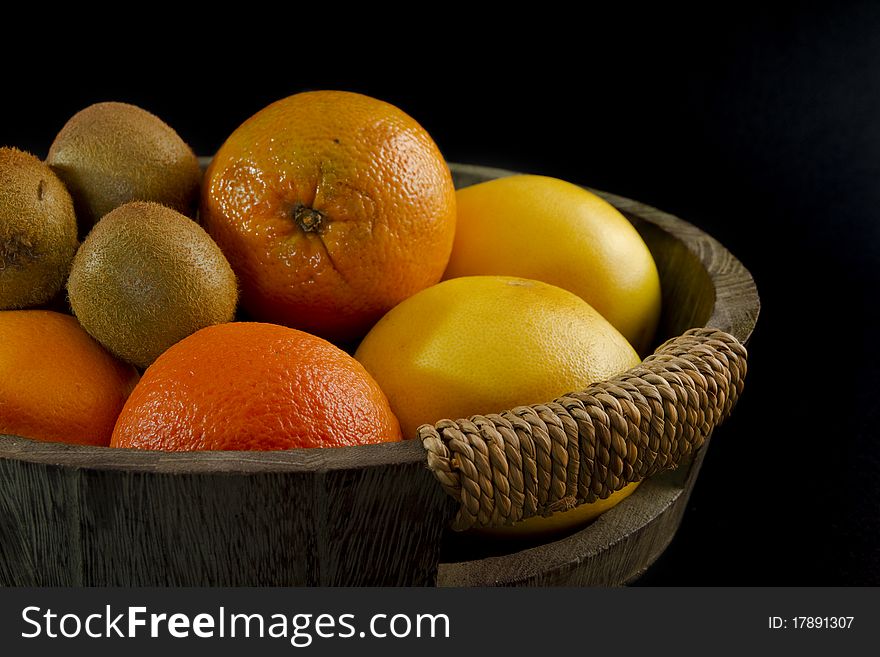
[
  {"left": 0, "top": 310, "right": 139, "bottom": 446},
  {"left": 201, "top": 90, "right": 456, "bottom": 344},
  {"left": 111, "top": 322, "right": 402, "bottom": 451}
]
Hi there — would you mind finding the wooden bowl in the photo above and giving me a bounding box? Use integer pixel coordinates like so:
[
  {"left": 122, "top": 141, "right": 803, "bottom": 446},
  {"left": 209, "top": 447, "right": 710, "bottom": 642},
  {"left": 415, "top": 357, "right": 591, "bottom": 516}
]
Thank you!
[{"left": 0, "top": 163, "right": 759, "bottom": 586}]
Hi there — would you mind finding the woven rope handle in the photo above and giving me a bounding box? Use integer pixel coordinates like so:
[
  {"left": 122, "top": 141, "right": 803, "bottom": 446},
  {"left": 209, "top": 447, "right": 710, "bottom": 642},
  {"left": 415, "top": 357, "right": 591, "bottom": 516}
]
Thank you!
[{"left": 418, "top": 327, "right": 748, "bottom": 531}]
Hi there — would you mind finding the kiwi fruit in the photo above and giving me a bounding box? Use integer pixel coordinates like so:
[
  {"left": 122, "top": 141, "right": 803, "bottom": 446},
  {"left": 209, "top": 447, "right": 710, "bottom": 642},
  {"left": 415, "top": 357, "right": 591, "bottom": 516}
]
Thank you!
[
  {"left": 0, "top": 147, "right": 79, "bottom": 310},
  {"left": 67, "top": 202, "right": 237, "bottom": 368},
  {"left": 46, "top": 102, "right": 201, "bottom": 232}
]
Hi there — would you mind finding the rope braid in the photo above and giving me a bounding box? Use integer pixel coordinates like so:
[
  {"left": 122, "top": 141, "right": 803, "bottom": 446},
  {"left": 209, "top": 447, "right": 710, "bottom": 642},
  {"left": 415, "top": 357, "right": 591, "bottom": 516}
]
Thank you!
[{"left": 419, "top": 327, "right": 748, "bottom": 530}]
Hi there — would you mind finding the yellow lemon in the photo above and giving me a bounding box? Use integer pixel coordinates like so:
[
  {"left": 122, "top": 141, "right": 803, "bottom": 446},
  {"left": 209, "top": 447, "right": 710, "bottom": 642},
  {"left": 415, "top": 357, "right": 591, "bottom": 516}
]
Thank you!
[
  {"left": 354, "top": 275, "right": 642, "bottom": 535},
  {"left": 444, "top": 175, "right": 661, "bottom": 355}
]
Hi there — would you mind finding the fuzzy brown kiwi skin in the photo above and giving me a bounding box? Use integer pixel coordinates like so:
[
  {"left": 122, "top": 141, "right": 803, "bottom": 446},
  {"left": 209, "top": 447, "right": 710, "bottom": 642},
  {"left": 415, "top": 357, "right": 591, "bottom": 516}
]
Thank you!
[
  {"left": 0, "top": 147, "right": 79, "bottom": 310},
  {"left": 66, "top": 201, "right": 238, "bottom": 369},
  {"left": 46, "top": 102, "right": 202, "bottom": 233}
]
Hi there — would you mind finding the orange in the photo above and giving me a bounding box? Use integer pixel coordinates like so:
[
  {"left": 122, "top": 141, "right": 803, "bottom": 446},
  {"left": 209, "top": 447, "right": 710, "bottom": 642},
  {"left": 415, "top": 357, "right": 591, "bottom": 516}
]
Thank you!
[
  {"left": 355, "top": 276, "right": 642, "bottom": 535},
  {"left": 0, "top": 310, "right": 140, "bottom": 446},
  {"left": 111, "top": 322, "right": 402, "bottom": 451},
  {"left": 201, "top": 90, "right": 457, "bottom": 345},
  {"left": 445, "top": 175, "right": 661, "bottom": 355}
]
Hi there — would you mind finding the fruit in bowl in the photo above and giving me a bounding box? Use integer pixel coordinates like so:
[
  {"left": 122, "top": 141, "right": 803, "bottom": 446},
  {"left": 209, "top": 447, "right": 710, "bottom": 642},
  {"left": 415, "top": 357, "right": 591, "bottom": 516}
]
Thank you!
[
  {"left": 66, "top": 201, "right": 238, "bottom": 369},
  {"left": 200, "top": 90, "right": 457, "bottom": 345},
  {"left": 445, "top": 174, "right": 661, "bottom": 356},
  {"left": 0, "top": 310, "right": 139, "bottom": 446},
  {"left": 0, "top": 148, "right": 78, "bottom": 310},
  {"left": 46, "top": 101, "right": 202, "bottom": 233},
  {"left": 355, "top": 275, "right": 643, "bottom": 535},
  {"left": 0, "top": 93, "right": 760, "bottom": 588},
  {"left": 1, "top": 91, "right": 669, "bottom": 534},
  {"left": 112, "top": 322, "right": 401, "bottom": 451}
]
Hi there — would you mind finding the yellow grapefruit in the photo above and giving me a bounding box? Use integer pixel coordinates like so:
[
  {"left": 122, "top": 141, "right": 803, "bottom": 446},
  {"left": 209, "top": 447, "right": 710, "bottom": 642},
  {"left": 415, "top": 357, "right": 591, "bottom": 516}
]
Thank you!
[
  {"left": 444, "top": 175, "right": 661, "bottom": 355},
  {"left": 354, "top": 275, "right": 642, "bottom": 534}
]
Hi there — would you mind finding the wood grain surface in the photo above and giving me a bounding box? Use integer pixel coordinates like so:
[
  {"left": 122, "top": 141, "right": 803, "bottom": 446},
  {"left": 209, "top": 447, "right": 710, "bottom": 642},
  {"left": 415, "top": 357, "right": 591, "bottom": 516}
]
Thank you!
[{"left": 0, "top": 163, "right": 759, "bottom": 587}]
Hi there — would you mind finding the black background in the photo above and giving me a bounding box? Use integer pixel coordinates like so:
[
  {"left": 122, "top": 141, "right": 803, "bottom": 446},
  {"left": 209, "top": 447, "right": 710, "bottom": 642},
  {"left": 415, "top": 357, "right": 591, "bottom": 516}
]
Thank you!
[{"left": 2, "top": 4, "right": 878, "bottom": 585}]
